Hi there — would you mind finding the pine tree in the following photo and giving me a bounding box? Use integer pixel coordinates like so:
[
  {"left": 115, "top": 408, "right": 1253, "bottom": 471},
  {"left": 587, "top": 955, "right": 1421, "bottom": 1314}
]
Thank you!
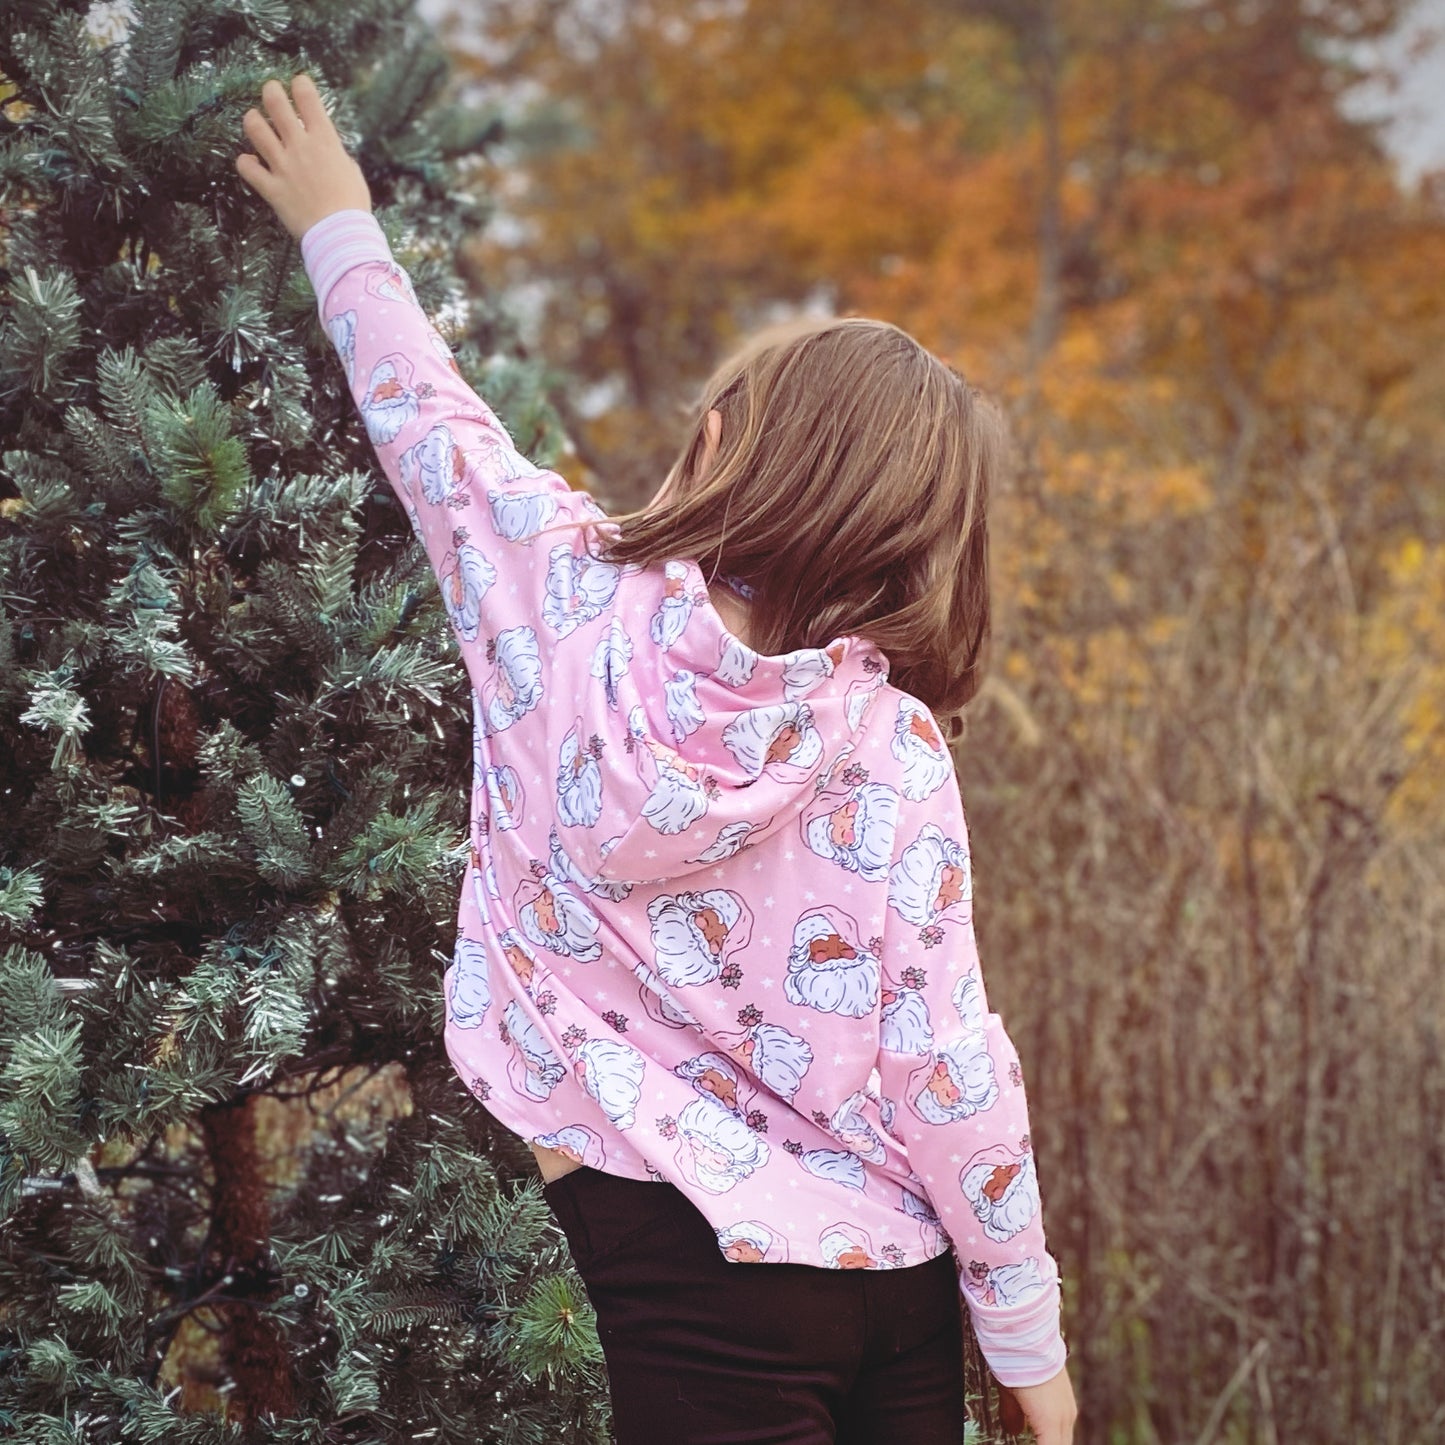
[{"left": 0, "top": 2, "right": 610, "bottom": 1439}]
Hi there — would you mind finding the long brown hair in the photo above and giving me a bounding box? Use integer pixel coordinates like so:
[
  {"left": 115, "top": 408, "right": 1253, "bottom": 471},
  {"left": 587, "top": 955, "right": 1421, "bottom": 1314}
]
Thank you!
[{"left": 536, "top": 313, "right": 1003, "bottom": 742}]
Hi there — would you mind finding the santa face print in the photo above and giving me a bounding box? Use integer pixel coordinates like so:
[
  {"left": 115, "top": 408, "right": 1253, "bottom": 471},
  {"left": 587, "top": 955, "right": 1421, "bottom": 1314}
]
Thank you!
[
  {"left": 721, "top": 701, "right": 826, "bottom": 781},
  {"left": 516, "top": 866, "right": 603, "bottom": 963},
  {"left": 502, "top": 1001, "right": 566, "bottom": 1102},
  {"left": 903, "top": 1031, "right": 999, "bottom": 1127},
  {"left": 543, "top": 543, "right": 621, "bottom": 637},
  {"left": 647, "top": 888, "right": 753, "bottom": 989},
  {"left": 675, "top": 1050, "right": 754, "bottom": 1118},
  {"left": 890, "top": 696, "right": 953, "bottom": 801},
  {"left": 960, "top": 1141, "right": 1041, "bottom": 1245},
  {"left": 360, "top": 353, "right": 421, "bottom": 447},
  {"left": 801, "top": 778, "right": 899, "bottom": 882},
  {"left": 556, "top": 718, "right": 605, "bottom": 829},
  {"left": 532, "top": 1123, "right": 605, "bottom": 1169},
  {"left": 673, "top": 1094, "right": 771, "bottom": 1194},
  {"left": 570, "top": 1035, "right": 647, "bottom": 1131},
  {"left": 887, "top": 821, "right": 973, "bottom": 943},
  {"left": 783, "top": 906, "right": 881, "bottom": 1019},
  {"left": 482, "top": 626, "right": 544, "bottom": 734}
]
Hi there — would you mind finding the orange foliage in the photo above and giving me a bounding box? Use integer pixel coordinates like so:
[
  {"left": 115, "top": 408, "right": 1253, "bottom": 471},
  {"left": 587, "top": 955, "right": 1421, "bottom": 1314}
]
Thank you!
[{"left": 454, "top": 0, "right": 1443, "bottom": 830}]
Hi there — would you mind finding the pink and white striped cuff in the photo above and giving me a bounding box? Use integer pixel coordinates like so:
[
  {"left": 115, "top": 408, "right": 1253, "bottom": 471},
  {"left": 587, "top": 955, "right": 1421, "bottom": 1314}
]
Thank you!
[{"left": 299, "top": 208, "right": 394, "bottom": 316}]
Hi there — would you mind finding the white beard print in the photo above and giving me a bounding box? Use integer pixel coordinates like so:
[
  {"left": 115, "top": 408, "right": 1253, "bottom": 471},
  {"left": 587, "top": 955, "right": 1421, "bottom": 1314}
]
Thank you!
[
  {"left": 590, "top": 617, "right": 634, "bottom": 710},
  {"left": 548, "top": 826, "right": 633, "bottom": 903},
  {"left": 650, "top": 560, "right": 701, "bottom": 649},
  {"left": 516, "top": 871, "right": 602, "bottom": 963},
  {"left": 485, "top": 764, "right": 525, "bottom": 831},
  {"left": 400, "top": 419, "right": 461, "bottom": 507},
  {"left": 783, "top": 908, "right": 881, "bottom": 1018},
  {"left": 906, "top": 1032, "right": 999, "bottom": 1125},
  {"left": 800, "top": 1148, "right": 867, "bottom": 1190},
  {"left": 447, "top": 936, "right": 491, "bottom": 1028},
  {"left": 675, "top": 1050, "right": 753, "bottom": 1118},
  {"left": 820, "top": 1223, "right": 887, "bottom": 1268},
  {"left": 969, "top": 1256, "right": 1052, "bottom": 1311},
  {"left": 504, "top": 1001, "right": 565, "bottom": 1101},
  {"left": 627, "top": 705, "right": 710, "bottom": 835},
  {"left": 742, "top": 1021, "right": 814, "bottom": 1101},
  {"left": 951, "top": 970, "right": 987, "bottom": 1031},
  {"left": 438, "top": 535, "right": 497, "bottom": 643},
  {"left": 714, "top": 633, "right": 759, "bottom": 688},
  {"left": 828, "top": 1092, "right": 890, "bottom": 1164},
  {"left": 497, "top": 928, "right": 546, "bottom": 999},
  {"left": 779, "top": 642, "right": 845, "bottom": 701},
  {"left": 328, "top": 310, "right": 357, "bottom": 385},
  {"left": 717, "top": 1220, "right": 787, "bottom": 1263},
  {"left": 531, "top": 1123, "right": 604, "bottom": 1170},
  {"left": 488, "top": 486, "right": 558, "bottom": 542},
  {"left": 879, "top": 984, "right": 933, "bottom": 1053},
  {"left": 573, "top": 1037, "right": 646, "bottom": 1130},
  {"left": 693, "top": 818, "right": 763, "bottom": 865},
  {"left": 663, "top": 669, "right": 705, "bottom": 743}
]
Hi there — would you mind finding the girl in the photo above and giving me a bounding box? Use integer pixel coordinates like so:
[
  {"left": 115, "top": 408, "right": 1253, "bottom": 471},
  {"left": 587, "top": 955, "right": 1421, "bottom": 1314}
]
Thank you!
[{"left": 237, "top": 72, "right": 1077, "bottom": 1445}]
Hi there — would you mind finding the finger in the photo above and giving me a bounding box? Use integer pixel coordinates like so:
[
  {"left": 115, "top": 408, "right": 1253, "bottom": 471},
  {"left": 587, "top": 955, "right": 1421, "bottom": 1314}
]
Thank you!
[
  {"left": 242, "top": 107, "right": 284, "bottom": 168},
  {"left": 261, "top": 76, "right": 303, "bottom": 144},
  {"left": 289, "top": 71, "right": 332, "bottom": 135},
  {"left": 234, "top": 150, "right": 278, "bottom": 201}
]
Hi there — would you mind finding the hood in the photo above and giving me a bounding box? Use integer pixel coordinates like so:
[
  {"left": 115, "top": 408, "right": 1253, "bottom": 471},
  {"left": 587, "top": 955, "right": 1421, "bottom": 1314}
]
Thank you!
[{"left": 560, "top": 557, "right": 893, "bottom": 887}]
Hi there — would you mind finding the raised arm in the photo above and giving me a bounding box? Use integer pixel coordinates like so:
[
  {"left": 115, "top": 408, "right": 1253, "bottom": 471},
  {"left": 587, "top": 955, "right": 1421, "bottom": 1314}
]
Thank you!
[
  {"left": 300, "top": 209, "right": 609, "bottom": 687},
  {"left": 236, "top": 74, "right": 606, "bottom": 700}
]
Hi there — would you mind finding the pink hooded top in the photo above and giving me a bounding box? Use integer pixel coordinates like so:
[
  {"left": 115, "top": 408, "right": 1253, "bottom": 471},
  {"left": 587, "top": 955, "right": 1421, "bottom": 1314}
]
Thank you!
[{"left": 300, "top": 209, "right": 1068, "bottom": 1388}]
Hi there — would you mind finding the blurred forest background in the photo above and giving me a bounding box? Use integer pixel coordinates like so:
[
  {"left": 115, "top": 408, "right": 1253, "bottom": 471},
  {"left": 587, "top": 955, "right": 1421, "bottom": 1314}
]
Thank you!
[{"left": 426, "top": 1, "right": 1444, "bottom": 1439}]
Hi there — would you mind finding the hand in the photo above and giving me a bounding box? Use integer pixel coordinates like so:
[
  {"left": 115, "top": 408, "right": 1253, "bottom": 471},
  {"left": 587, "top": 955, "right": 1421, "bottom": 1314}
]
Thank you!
[
  {"left": 234, "top": 73, "right": 372, "bottom": 241},
  {"left": 1002, "top": 1363, "right": 1077, "bottom": 1445}
]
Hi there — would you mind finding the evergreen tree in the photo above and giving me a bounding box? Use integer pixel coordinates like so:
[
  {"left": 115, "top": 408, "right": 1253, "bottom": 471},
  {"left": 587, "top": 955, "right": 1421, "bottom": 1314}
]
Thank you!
[{"left": 0, "top": 2, "right": 609, "bottom": 1439}]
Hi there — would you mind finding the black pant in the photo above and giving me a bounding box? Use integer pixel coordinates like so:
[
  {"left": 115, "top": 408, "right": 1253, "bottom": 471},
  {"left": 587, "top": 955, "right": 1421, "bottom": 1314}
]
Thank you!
[{"left": 542, "top": 1165, "right": 967, "bottom": 1445}]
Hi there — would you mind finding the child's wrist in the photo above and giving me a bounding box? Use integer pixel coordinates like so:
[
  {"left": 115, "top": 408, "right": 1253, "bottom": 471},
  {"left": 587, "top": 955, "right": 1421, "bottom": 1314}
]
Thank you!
[{"left": 299, "top": 210, "right": 392, "bottom": 313}]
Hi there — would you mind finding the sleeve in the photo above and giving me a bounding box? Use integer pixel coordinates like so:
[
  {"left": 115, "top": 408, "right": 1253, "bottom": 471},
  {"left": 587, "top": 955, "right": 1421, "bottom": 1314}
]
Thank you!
[
  {"left": 298, "top": 208, "right": 611, "bottom": 698},
  {"left": 874, "top": 798, "right": 1069, "bottom": 1388}
]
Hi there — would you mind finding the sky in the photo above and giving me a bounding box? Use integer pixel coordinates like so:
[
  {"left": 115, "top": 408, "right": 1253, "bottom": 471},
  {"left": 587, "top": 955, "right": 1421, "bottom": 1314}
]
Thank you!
[{"left": 1344, "top": 0, "right": 1445, "bottom": 185}]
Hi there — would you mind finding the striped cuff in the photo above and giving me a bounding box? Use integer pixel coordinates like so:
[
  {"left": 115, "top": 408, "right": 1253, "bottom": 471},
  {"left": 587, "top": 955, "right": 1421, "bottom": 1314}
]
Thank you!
[
  {"left": 962, "top": 1274, "right": 1069, "bottom": 1388},
  {"left": 299, "top": 209, "right": 394, "bottom": 317}
]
